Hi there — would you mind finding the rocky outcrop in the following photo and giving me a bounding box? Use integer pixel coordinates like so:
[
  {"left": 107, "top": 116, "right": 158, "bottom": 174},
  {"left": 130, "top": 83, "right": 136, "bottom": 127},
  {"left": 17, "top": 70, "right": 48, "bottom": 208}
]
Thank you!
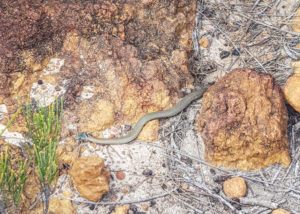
[
  {"left": 197, "top": 68, "right": 291, "bottom": 170},
  {"left": 0, "top": 0, "right": 197, "bottom": 142}
]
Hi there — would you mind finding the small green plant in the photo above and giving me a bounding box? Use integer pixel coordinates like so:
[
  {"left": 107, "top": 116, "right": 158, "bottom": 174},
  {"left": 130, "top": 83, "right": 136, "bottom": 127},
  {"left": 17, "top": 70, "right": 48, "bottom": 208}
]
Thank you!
[
  {"left": 0, "top": 98, "right": 63, "bottom": 213},
  {"left": 24, "top": 98, "right": 63, "bottom": 214},
  {"left": 0, "top": 149, "right": 9, "bottom": 188},
  {"left": 0, "top": 148, "right": 27, "bottom": 210}
]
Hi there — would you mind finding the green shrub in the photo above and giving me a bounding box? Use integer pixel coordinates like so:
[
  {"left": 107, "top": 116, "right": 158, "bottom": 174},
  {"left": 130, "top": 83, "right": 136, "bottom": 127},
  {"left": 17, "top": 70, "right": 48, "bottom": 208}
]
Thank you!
[{"left": 0, "top": 148, "right": 27, "bottom": 208}]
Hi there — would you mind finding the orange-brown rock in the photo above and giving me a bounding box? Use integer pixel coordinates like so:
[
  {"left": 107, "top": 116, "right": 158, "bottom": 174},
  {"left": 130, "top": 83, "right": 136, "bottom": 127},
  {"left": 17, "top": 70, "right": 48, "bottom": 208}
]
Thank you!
[
  {"left": 271, "top": 208, "right": 291, "bottom": 214},
  {"left": 69, "top": 156, "right": 110, "bottom": 202},
  {"left": 284, "top": 73, "right": 300, "bottom": 112},
  {"left": 112, "top": 205, "right": 130, "bottom": 214},
  {"left": 56, "top": 138, "right": 78, "bottom": 171},
  {"left": 198, "top": 68, "right": 291, "bottom": 170},
  {"left": 291, "top": 8, "right": 300, "bottom": 33},
  {"left": 30, "top": 198, "right": 75, "bottom": 214},
  {"left": 116, "top": 170, "right": 126, "bottom": 180},
  {"left": 199, "top": 37, "right": 210, "bottom": 48},
  {"left": 223, "top": 177, "right": 247, "bottom": 198},
  {"left": 292, "top": 61, "right": 300, "bottom": 74}
]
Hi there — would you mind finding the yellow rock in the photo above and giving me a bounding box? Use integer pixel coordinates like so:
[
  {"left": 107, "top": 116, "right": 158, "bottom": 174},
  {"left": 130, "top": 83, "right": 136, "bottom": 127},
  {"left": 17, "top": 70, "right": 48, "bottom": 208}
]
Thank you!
[
  {"left": 69, "top": 156, "right": 110, "bottom": 202},
  {"left": 112, "top": 205, "right": 130, "bottom": 214},
  {"left": 12, "top": 73, "right": 25, "bottom": 92},
  {"left": 56, "top": 139, "right": 78, "bottom": 167},
  {"left": 292, "top": 61, "right": 300, "bottom": 74},
  {"left": 48, "top": 199, "right": 75, "bottom": 214},
  {"left": 199, "top": 37, "right": 210, "bottom": 48},
  {"left": 291, "top": 8, "right": 300, "bottom": 32},
  {"left": 78, "top": 99, "right": 115, "bottom": 133},
  {"left": 271, "top": 208, "right": 291, "bottom": 214},
  {"left": 41, "top": 75, "right": 60, "bottom": 85},
  {"left": 223, "top": 177, "right": 247, "bottom": 198},
  {"left": 63, "top": 32, "right": 80, "bottom": 53},
  {"left": 22, "top": 50, "right": 49, "bottom": 73},
  {"left": 284, "top": 74, "right": 300, "bottom": 112},
  {"left": 30, "top": 198, "right": 75, "bottom": 214}
]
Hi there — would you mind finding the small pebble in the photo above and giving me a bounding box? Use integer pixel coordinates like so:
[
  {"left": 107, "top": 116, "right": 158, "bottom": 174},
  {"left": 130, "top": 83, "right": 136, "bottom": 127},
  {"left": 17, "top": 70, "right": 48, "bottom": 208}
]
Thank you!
[
  {"left": 161, "top": 183, "right": 167, "bottom": 190},
  {"left": 142, "top": 169, "right": 153, "bottom": 177},
  {"left": 177, "top": 188, "right": 183, "bottom": 193},
  {"left": 213, "top": 175, "right": 230, "bottom": 183},
  {"left": 121, "top": 185, "right": 131, "bottom": 194},
  {"left": 199, "top": 37, "right": 210, "bottom": 48},
  {"left": 55, "top": 85, "right": 61, "bottom": 91},
  {"left": 89, "top": 204, "right": 95, "bottom": 210},
  {"left": 129, "top": 204, "right": 138, "bottom": 212},
  {"left": 181, "top": 183, "right": 189, "bottom": 190},
  {"left": 116, "top": 170, "right": 126, "bottom": 180},
  {"left": 37, "top": 79, "right": 43, "bottom": 85},
  {"left": 223, "top": 177, "right": 247, "bottom": 198},
  {"left": 150, "top": 200, "right": 156, "bottom": 207},
  {"left": 234, "top": 204, "right": 242, "bottom": 210},
  {"left": 232, "top": 48, "right": 241, "bottom": 56},
  {"left": 220, "top": 50, "right": 230, "bottom": 59},
  {"left": 212, "top": 187, "right": 220, "bottom": 194},
  {"left": 141, "top": 203, "right": 149, "bottom": 212}
]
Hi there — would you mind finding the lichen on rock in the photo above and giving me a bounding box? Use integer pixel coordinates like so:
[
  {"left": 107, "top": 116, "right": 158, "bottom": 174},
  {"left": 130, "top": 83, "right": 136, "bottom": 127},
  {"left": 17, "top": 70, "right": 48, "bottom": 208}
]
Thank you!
[{"left": 197, "top": 68, "right": 291, "bottom": 170}]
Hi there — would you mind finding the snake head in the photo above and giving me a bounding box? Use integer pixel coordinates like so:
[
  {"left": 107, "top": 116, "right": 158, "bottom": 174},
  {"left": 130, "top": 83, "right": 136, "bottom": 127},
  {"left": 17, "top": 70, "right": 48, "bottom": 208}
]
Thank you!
[{"left": 75, "top": 132, "right": 89, "bottom": 141}]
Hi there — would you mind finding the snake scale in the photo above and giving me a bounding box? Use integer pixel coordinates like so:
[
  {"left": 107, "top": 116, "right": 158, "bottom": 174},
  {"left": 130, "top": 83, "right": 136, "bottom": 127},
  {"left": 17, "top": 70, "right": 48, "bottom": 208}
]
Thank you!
[{"left": 76, "top": 86, "right": 206, "bottom": 145}]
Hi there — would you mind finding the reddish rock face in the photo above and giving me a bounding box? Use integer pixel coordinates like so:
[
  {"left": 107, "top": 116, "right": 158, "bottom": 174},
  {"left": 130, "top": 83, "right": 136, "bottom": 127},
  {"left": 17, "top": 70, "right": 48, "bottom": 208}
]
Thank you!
[
  {"left": 0, "top": 0, "right": 196, "bottom": 99},
  {"left": 0, "top": 1, "right": 196, "bottom": 141},
  {"left": 197, "top": 68, "right": 291, "bottom": 170}
]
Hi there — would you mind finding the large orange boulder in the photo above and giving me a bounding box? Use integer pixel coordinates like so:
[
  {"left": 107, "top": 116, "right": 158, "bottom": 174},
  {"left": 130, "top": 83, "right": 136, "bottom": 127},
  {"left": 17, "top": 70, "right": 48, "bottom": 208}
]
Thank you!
[{"left": 197, "top": 68, "right": 291, "bottom": 170}]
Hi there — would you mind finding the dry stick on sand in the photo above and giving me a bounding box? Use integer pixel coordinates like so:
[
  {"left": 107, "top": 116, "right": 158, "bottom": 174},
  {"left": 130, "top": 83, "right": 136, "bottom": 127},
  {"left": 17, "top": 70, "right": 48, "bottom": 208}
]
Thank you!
[{"left": 59, "top": 187, "right": 177, "bottom": 206}]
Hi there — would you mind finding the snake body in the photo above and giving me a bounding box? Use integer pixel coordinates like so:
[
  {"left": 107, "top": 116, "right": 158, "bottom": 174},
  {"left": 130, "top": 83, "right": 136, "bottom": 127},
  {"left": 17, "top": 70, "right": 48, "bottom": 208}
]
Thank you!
[{"left": 76, "top": 87, "right": 206, "bottom": 145}]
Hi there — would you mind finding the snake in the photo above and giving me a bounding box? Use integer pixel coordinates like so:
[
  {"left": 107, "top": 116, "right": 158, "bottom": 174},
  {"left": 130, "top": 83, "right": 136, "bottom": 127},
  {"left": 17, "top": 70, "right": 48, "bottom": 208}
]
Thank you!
[{"left": 76, "top": 86, "right": 207, "bottom": 145}]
